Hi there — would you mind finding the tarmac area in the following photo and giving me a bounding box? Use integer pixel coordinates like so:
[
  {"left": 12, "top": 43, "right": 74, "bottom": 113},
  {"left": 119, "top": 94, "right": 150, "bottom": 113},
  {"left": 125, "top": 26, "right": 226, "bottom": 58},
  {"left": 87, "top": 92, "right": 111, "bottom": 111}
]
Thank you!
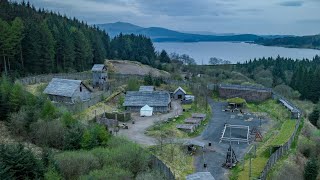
[{"left": 194, "top": 99, "right": 270, "bottom": 180}]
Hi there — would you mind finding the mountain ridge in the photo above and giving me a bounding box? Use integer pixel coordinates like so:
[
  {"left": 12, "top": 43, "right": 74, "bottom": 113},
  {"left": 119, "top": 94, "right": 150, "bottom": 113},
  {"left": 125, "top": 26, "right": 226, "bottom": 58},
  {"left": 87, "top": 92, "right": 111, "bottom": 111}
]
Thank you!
[{"left": 97, "top": 22, "right": 262, "bottom": 42}]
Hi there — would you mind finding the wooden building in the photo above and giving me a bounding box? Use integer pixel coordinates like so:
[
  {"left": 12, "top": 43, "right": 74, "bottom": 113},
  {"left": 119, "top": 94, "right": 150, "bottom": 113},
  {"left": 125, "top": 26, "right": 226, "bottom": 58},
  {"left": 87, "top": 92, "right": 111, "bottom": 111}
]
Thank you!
[
  {"left": 173, "top": 87, "right": 187, "bottom": 100},
  {"left": 139, "top": 86, "right": 155, "bottom": 92},
  {"left": 43, "top": 78, "right": 92, "bottom": 104},
  {"left": 124, "top": 91, "right": 171, "bottom": 113},
  {"left": 218, "top": 84, "right": 272, "bottom": 102},
  {"left": 92, "top": 64, "right": 107, "bottom": 89}
]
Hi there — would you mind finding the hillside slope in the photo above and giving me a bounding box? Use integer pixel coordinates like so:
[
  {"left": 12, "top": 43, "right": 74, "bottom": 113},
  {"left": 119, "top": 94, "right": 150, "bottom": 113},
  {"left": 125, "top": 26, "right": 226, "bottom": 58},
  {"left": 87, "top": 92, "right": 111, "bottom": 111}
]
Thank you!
[
  {"left": 106, "top": 60, "right": 170, "bottom": 77},
  {"left": 97, "top": 22, "right": 261, "bottom": 42}
]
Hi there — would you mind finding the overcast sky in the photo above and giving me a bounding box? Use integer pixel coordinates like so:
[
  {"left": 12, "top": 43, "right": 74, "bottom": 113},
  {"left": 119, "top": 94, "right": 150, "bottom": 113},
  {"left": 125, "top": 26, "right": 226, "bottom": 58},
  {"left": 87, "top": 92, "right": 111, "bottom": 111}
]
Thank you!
[{"left": 14, "top": 0, "right": 320, "bottom": 35}]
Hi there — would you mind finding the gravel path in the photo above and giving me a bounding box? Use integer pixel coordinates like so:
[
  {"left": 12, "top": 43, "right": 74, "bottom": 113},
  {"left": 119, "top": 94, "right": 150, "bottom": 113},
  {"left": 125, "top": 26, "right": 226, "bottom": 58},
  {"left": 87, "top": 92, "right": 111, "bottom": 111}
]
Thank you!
[
  {"left": 194, "top": 98, "right": 270, "bottom": 180},
  {"left": 117, "top": 101, "right": 183, "bottom": 146}
]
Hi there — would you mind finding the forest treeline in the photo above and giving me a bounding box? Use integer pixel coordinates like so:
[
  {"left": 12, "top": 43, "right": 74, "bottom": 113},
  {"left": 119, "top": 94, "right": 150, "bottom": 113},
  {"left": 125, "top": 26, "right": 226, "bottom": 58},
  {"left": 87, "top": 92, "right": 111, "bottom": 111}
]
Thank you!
[
  {"left": 0, "top": 1, "right": 166, "bottom": 76},
  {"left": 255, "top": 35, "right": 320, "bottom": 50},
  {"left": 236, "top": 55, "right": 320, "bottom": 103}
]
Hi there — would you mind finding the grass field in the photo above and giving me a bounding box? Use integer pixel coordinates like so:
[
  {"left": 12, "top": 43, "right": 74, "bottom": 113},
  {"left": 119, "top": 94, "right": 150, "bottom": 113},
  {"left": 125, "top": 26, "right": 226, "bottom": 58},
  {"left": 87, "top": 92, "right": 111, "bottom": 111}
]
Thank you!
[{"left": 234, "top": 100, "right": 298, "bottom": 180}]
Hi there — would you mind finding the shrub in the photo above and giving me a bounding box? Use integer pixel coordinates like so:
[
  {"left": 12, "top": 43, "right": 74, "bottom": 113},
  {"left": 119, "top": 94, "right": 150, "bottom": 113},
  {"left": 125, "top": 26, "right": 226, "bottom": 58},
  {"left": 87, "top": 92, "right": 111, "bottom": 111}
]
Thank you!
[
  {"left": 81, "top": 124, "right": 110, "bottom": 150},
  {"left": 309, "top": 109, "right": 319, "bottom": 127},
  {"left": 54, "top": 151, "right": 100, "bottom": 179},
  {"left": 136, "top": 170, "right": 165, "bottom": 180},
  {"left": 31, "top": 120, "right": 66, "bottom": 149},
  {"left": 0, "top": 144, "right": 44, "bottom": 179},
  {"left": 106, "top": 137, "right": 150, "bottom": 175},
  {"left": 44, "top": 167, "right": 62, "bottom": 180},
  {"left": 41, "top": 100, "right": 60, "bottom": 121},
  {"left": 80, "top": 166, "right": 133, "bottom": 180},
  {"left": 63, "top": 123, "right": 85, "bottom": 150},
  {"left": 304, "top": 157, "right": 319, "bottom": 180}
]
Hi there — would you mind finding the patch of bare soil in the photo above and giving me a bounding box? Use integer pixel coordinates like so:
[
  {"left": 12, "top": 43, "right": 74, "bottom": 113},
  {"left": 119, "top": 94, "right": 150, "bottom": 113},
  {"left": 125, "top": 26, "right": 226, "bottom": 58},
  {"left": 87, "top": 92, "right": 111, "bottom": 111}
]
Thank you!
[{"left": 106, "top": 60, "right": 170, "bottom": 77}]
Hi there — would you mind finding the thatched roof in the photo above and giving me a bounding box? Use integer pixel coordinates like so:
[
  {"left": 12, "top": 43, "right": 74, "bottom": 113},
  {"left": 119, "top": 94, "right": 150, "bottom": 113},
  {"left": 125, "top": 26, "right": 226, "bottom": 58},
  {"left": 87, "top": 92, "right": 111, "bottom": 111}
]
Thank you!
[{"left": 124, "top": 91, "right": 170, "bottom": 107}]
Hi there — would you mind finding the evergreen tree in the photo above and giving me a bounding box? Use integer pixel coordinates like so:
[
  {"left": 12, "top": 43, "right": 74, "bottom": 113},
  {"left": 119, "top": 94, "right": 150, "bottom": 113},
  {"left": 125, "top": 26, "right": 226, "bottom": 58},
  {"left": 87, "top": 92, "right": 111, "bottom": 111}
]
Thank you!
[
  {"left": 0, "top": 144, "right": 44, "bottom": 179},
  {"left": 304, "top": 158, "right": 319, "bottom": 180},
  {"left": 159, "top": 50, "right": 171, "bottom": 63}
]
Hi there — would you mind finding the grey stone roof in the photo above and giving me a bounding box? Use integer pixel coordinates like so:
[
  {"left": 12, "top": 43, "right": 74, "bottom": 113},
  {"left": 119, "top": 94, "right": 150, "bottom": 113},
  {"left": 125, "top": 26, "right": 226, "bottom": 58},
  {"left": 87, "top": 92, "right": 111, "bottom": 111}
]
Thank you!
[
  {"left": 176, "top": 124, "right": 196, "bottom": 130},
  {"left": 43, "top": 78, "right": 90, "bottom": 97},
  {"left": 124, "top": 91, "right": 170, "bottom": 107},
  {"left": 91, "top": 64, "right": 106, "bottom": 72},
  {"left": 184, "top": 118, "right": 202, "bottom": 124},
  {"left": 192, "top": 113, "right": 206, "bottom": 119},
  {"left": 186, "top": 172, "right": 215, "bottom": 180},
  {"left": 174, "top": 86, "right": 187, "bottom": 94},
  {"left": 139, "top": 86, "right": 155, "bottom": 92}
]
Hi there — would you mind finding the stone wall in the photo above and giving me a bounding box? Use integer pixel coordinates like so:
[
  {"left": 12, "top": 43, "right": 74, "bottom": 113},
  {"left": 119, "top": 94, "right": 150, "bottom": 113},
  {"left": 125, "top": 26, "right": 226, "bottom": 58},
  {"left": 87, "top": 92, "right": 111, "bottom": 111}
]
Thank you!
[{"left": 218, "top": 87, "right": 272, "bottom": 102}]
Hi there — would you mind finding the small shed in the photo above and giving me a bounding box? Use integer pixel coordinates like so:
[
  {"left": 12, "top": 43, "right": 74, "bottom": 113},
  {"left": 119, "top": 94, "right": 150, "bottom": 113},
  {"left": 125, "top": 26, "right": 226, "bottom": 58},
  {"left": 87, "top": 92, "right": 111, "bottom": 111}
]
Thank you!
[
  {"left": 173, "top": 87, "right": 187, "bottom": 100},
  {"left": 140, "top": 105, "right": 153, "bottom": 117},
  {"left": 176, "top": 124, "right": 196, "bottom": 133},
  {"left": 192, "top": 113, "right": 206, "bottom": 121},
  {"left": 139, "top": 86, "right": 155, "bottom": 92},
  {"left": 186, "top": 172, "right": 215, "bottom": 180},
  {"left": 92, "top": 64, "right": 108, "bottom": 89}
]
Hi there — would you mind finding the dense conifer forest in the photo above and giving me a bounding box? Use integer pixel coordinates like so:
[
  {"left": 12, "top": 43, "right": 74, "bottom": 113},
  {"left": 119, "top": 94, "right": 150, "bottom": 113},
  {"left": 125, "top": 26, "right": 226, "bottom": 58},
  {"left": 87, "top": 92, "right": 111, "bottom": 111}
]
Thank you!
[
  {"left": 0, "top": 0, "right": 160, "bottom": 76},
  {"left": 236, "top": 55, "right": 320, "bottom": 103}
]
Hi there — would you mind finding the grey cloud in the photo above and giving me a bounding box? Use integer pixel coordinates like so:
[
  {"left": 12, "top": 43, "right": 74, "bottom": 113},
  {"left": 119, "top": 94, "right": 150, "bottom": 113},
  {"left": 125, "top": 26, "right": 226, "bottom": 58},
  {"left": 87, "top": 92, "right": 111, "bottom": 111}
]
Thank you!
[{"left": 279, "top": 1, "right": 304, "bottom": 7}]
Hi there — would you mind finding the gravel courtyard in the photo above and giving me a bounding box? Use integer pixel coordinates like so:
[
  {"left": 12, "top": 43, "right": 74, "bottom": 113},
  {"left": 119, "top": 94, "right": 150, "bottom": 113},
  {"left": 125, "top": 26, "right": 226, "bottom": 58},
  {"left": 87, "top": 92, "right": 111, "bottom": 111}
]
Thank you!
[
  {"left": 117, "top": 100, "right": 183, "bottom": 146},
  {"left": 194, "top": 99, "right": 270, "bottom": 180}
]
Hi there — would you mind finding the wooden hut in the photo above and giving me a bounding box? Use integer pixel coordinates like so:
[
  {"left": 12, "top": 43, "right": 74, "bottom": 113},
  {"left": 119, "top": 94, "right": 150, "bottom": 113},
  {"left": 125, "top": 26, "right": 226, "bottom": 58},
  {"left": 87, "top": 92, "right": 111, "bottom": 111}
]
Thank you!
[
  {"left": 173, "top": 87, "right": 187, "bottom": 100},
  {"left": 92, "top": 64, "right": 108, "bottom": 90},
  {"left": 124, "top": 91, "right": 171, "bottom": 113},
  {"left": 176, "top": 124, "right": 196, "bottom": 133},
  {"left": 43, "top": 78, "right": 92, "bottom": 104}
]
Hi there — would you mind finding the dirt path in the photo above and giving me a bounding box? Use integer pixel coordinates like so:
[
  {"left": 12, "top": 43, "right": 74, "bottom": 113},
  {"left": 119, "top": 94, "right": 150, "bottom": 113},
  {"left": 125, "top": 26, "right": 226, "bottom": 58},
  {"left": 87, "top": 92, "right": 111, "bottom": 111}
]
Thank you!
[{"left": 117, "top": 101, "right": 183, "bottom": 146}]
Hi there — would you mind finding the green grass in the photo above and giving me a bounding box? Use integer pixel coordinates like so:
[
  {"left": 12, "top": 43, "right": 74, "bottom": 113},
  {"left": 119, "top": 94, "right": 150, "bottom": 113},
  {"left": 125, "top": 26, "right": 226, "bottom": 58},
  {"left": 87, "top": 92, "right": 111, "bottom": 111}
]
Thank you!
[
  {"left": 270, "top": 120, "right": 296, "bottom": 146},
  {"left": 149, "top": 144, "right": 194, "bottom": 180},
  {"left": 247, "top": 99, "right": 290, "bottom": 122},
  {"left": 146, "top": 103, "right": 211, "bottom": 138},
  {"left": 234, "top": 100, "right": 298, "bottom": 179}
]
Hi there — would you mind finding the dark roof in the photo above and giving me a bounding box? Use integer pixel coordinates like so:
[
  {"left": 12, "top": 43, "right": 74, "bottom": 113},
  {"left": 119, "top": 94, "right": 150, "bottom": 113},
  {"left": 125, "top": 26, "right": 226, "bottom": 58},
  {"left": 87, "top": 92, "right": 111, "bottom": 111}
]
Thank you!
[
  {"left": 186, "top": 172, "right": 215, "bottom": 180},
  {"left": 124, "top": 91, "right": 170, "bottom": 107},
  {"left": 139, "top": 86, "right": 155, "bottom": 92},
  {"left": 219, "top": 84, "right": 272, "bottom": 93},
  {"left": 92, "top": 64, "right": 106, "bottom": 72},
  {"left": 174, "top": 86, "right": 187, "bottom": 94},
  {"left": 43, "top": 78, "right": 91, "bottom": 97},
  {"left": 192, "top": 113, "right": 206, "bottom": 119}
]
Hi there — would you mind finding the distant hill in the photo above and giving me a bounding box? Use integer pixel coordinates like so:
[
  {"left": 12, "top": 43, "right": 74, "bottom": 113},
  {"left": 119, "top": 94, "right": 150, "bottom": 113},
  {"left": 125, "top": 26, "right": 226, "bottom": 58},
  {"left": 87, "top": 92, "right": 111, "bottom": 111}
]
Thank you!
[
  {"left": 255, "top": 34, "right": 320, "bottom": 50},
  {"left": 97, "top": 22, "right": 262, "bottom": 42}
]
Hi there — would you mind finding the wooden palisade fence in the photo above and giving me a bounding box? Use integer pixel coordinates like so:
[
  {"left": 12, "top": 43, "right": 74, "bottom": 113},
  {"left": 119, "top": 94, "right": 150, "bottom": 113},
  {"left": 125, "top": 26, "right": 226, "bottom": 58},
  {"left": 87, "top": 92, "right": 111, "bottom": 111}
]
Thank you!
[{"left": 259, "top": 92, "right": 302, "bottom": 180}]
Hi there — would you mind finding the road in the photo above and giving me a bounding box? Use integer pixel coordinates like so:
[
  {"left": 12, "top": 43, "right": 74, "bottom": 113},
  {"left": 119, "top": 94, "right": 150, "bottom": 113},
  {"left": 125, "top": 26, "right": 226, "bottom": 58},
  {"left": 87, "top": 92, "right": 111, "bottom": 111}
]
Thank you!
[{"left": 117, "top": 101, "right": 183, "bottom": 146}]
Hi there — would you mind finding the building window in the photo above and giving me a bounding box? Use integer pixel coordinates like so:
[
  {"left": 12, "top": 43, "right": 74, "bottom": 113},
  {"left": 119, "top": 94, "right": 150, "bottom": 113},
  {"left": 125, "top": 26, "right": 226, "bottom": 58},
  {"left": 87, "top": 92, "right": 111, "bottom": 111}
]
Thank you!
[{"left": 80, "top": 86, "right": 82, "bottom": 92}]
